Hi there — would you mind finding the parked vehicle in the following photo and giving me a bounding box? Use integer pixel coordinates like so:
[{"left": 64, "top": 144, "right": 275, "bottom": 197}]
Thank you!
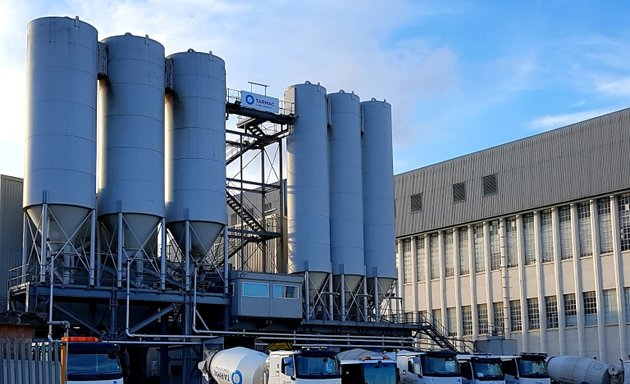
[
  {"left": 198, "top": 346, "right": 341, "bottom": 384},
  {"left": 500, "top": 353, "right": 549, "bottom": 384},
  {"left": 547, "top": 355, "right": 629, "bottom": 384},
  {"left": 337, "top": 349, "right": 398, "bottom": 384},
  {"left": 61, "top": 336, "right": 126, "bottom": 384},
  {"left": 457, "top": 354, "right": 505, "bottom": 384},
  {"left": 396, "top": 350, "right": 464, "bottom": 383}
]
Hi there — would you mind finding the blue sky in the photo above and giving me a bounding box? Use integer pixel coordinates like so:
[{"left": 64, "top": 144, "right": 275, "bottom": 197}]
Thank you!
[{"left": 2, "top": 0, "right": 630, "bottom": 177}]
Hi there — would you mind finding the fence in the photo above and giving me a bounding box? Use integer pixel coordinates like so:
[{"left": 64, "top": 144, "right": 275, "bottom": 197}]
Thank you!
[{"left": 0, "top": 338, "right": 61, "bottom": 384}]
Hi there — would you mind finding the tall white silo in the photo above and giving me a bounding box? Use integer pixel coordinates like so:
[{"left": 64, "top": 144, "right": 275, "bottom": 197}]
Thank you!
[
  {"left": 98, "top": 33, "right": 165, "bottom": 284},
  {"left": 361, "top": 99, "right": 397, "bottom": 316},
  {"left": 165, "top": 50, "right": 227, "bottom": 259},
  {"left": 327, "top": 91, "right": 365, "bottom": 319},
  {"left": 285, "top": 82, "right": 332, "bottom": 318},
  {"left": 23, "top": 16, "right": 98, "bottom": 281}
]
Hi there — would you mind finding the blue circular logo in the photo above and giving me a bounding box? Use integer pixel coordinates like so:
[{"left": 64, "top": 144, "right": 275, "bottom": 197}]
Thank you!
[
  {"left": 231, "top": 370, "right": 243, "bottom": 384},
  {"left": 245, "top": 95, "right": 255, "bottom": 105}
]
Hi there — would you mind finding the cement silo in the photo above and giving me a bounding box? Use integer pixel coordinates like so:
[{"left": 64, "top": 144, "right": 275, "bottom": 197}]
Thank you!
[
  {"left": 327, "top": 91, "right": 365, "bottom": 320},
  {"left": 361, "top": 99, "right": 397, "bottom": 318},
  {"left": 97, "top": 33, "right": 165, "bottom": 285},
  {"left": 23, "top": 16, "right": 98, "bottom": 282},
  {"left": 165, "top": 50, "right": 227, "bottom": 260},
  {"left": 284, "top": 82, "right": 332, "bottom": 319}
]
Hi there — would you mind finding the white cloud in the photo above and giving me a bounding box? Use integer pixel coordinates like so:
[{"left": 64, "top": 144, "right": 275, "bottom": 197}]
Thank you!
[
  {"left": 527, "top": 107, "right": 622, "bottom": 131},
  {"left": 595, "top": 77, "right": 630, "bottom": 97}
]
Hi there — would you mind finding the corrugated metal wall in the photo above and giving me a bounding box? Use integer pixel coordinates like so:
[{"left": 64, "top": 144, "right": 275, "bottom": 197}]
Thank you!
[
  {"left": 395, "top": 108, "right": 630, "bottom": 236},
  {"left": 0, "top": 176, "right": 23, "bottom": 310}
]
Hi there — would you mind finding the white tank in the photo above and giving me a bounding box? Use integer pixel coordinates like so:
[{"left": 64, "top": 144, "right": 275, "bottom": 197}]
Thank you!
[
  {"left": 165, "top": 50, "right": 227, "bottom": 257},
  {"left": 327, "top": 91, "right": 365, "bottom": 293},
  {"left": 98, "top": 33, "right": 165, "bottom": 250},
  {"left": 547, "top": 356, "right": 615, "bottom": 384},
  {"left": 206, "top": 347, "right": 267, "bottom": 384},
  {"left": 361, "top": 99, "right": 397, "bottom": 293},
  {"left": 284, "top": 82, "right": 331, "bottom": 290},
  {"left": 23, "top": 16, "right": 98, "bottom": 248}
]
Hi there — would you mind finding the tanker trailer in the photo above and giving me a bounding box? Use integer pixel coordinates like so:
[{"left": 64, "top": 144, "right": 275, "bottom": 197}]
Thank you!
[{"left": 546, "top": 355, "right": 628, "bottom": 384}]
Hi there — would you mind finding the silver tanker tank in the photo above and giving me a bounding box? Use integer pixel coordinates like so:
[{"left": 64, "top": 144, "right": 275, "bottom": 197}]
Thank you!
[
  {"left": 284, "top": 82, "right": 332, "bottom": 313},
  {"left": 24, "top": 16, "right": 98, "bottom": 272},
  {"left": 361, "top": 99, "right": 397, "bottom": 309},
  {"left": 327, "top": 91, "right": 366, "bottom": 317},
  {"left": 165, "top": 50, "right": 227, "bottom": 258},
  {"left": 547, "top": 355, "right": 624, "bottom": 384},
  {"left": 98, "top": 33, "right": 165, "bottom": 279}
]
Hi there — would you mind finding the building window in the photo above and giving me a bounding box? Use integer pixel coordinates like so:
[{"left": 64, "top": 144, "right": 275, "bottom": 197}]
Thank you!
[
  {"left": 230, "top": 212, "right": 239, "bottom": 226},
  {"left": 445, "top": 231, "right": 455, "bottom": 277},
  {"left": 599, "top": 198, "right": 613, "bottom": 254},
  {"left": 603, "top": 289, "right": 618, "bottom": 324},
  {"left": 583, "top": 291, "right": 597, "bottom": 326},
  {"left": 462, "top": 306, "right": 473, "bottom": 335},
  {"left": 577, "top": 202, "right": 593, "bottom": 257},
  {"left": 473, "top": 224, "right": 485, "bottom": 273},
  {"left": 541, "top": 210, "right": 553, "bottom": 262},
  {"left": 559, "top": 206, "right": 573, "bottom": 260},
  {"left": 619, "top": 193, "right": 630, "bottom": 251},
  {"left": 447, "top": 307, "right": 457, "bottom": 336},
  {"left": 523, "top": 214, "right": 535, "bottom": 265},
  {"left": 510, "top": 300, "right": 522, "bottom": 332},
  {"left": 430, "top": 234, "right": 440, "bottom": 279},
  {"left": 493, "top": 302, "right": 504, "bottom": 335},
  {"left": 273, "top": 284, "right": 299, "bottom": 299},
  {"left": 459, "top": 227, "right": 470, "bottom": 275},
  {"left": 489, "top": 221, "right": 501, "bottom": 270},
  {"left": 506, "top": 217, "right": 518, "bottom": 267},
  {"left": 402, "top": 239, "right": 412, "bottom": 284},
  {"left": 432, "top": 309, "right": 442, "bottom": 328},
  {"left": 416, "top": 236, "right": 425, "bottom": 282},
  {"left": 483, "top": 174, "right": 498, "bottom": 196},
  {"left": 453, "top": 182, "right": 466, "bottom": 203},
  {"left": 545, "top": 296, "right": 558, "bottom": 329},
  {"left": 411, "top": 193, "right": 423, "bottom": 213},
  {"left": 478, "top": 304, "right": 488, "bottom": 334},
  {"left": 564, "top": 293, "right": 577, "bottom": 327},
  {"left": 242, "top": 282, "right": 269, "bottom": 298},
  {"left": 527, "top": 298, "right": 540, "bottom": 330}
]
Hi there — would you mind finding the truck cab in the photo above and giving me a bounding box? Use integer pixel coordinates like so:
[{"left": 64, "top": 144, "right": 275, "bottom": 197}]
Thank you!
[
  {"left": 267, "top": 349, "right": 341, "bottom": 383},
  {"left": 339, "top": 354, "right": 398, "bottom": 384},
  {"left": 457, "top": 354, "right": 505, "bottom": 384},
  {"left": 397, "top": 350, "right": 463, "bottom": 383},
  {"left": 61, "top": 337, "right": 125, "bottom": 384},
  {"left": 500, "top": 354, "right": 550, "bottom": 384}
]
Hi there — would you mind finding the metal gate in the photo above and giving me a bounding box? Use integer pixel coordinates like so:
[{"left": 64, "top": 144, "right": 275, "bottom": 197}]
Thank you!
[{"left": 0, "top": 338, "right": 61, "bottom": 384}]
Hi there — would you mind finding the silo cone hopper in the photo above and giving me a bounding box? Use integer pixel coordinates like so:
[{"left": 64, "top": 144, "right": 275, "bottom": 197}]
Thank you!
[
  {"left": 167, "top": 221, "right": 224, "bottom": 259},
  {"left": 26, "top": 205, "right": 92, "bottom": 252},
  {"left": 101, "top": 213, "right": 160, "bottom": 252}
]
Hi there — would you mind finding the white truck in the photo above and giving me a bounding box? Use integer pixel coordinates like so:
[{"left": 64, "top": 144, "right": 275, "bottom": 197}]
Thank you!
[
  {"left": 457, "top": 354, "right": 505, "bottom": 384},
  {"left": 547, "top": 355, "right": 629, "bottom": 384},
  {"left": 337, "top": 349, "right": 398, "bottom": 384},
  {"left": 198, "top": 346, "right": 342, "bottom": 384},
  {"left": 499, "top": 353, "right": 549, "bottom": 384},
  {"left": 395, "top": 350, "right": 464, "bottom": 383},
  {"left": 60, "top": 336, "right": 126, "bottom": 384}
]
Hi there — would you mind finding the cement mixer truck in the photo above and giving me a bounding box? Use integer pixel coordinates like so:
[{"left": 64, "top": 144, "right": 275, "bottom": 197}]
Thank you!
[
  {"left": 197, "top": 346, "right": 341, "bottom": 384},
  {"left": 395, "top": 350, "right": 463, "bottom": 383},
  {"left": 336, "top": 349, "right": 398, "bottom": 384},
  {"left": 546, "top": 355, "right": 629, "bottom": 384}
]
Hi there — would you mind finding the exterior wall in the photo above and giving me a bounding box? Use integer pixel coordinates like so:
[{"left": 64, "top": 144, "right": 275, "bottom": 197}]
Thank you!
[
  {"left": 394, "top": 109, "right": 630, "bottom": 363},
  {"left": 0, "top": 175, "right": 24, "bottom": 310}
]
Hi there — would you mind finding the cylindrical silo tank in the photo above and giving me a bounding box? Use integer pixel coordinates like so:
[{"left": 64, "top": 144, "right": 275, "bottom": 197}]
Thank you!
[
  {"left": 98, "top": 33, "right": 165, "bottom": 252},
  {"left": 284, "top": 82, "right": 331, "bottom": 292},
  {"left": 361, "top": 99, "right": 397, "bottom": 295},
  {"left": 24, "top": 16, "right": 98, "bottom": 250},
  {"left": 165, "top": 50, "right": 227, "bottom": 257},
  {"left": 327, "top": 91, "right": 365, "bottom": 294}
]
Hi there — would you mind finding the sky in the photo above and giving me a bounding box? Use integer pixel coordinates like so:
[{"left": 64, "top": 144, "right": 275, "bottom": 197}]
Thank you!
[{"left": 2, "top": 0, "right": 630, "bottom": 178}]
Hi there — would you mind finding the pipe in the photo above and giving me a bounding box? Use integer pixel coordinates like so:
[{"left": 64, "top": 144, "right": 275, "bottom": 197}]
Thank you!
[
  {"left": 40, "top": 201, "right": 49, "bottom": 283},
  {"left": 341, "top": 274, "right": 346, "bottom": 321},
  {"left": 328, "top": 275, "right": 334, "bottom": 320},
  {"left": 305, "top": 271, "right": 310, "bottom": 319},
  {"left": 117, "top": 210, "right": 123, "bottom": 288},
  {"left": 160, "top": 218, "right": 166, "bottom": 291},
  {"left": 185, "top": 220, "right": 190, "bottom": 292},
  {"left": 89, "top": 210, "right": 96, "bottom": 286},
  {"left": 223, "top": 226, "right": 229, "bottom": 296},
  {"left": 21, "top": 212, "right": 28, "bottom": 285}
]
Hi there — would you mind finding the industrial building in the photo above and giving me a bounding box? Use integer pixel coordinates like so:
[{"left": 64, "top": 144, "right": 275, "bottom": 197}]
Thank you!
[{"left": 394, "top": 108, "right": 630, "bottom": 362}]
